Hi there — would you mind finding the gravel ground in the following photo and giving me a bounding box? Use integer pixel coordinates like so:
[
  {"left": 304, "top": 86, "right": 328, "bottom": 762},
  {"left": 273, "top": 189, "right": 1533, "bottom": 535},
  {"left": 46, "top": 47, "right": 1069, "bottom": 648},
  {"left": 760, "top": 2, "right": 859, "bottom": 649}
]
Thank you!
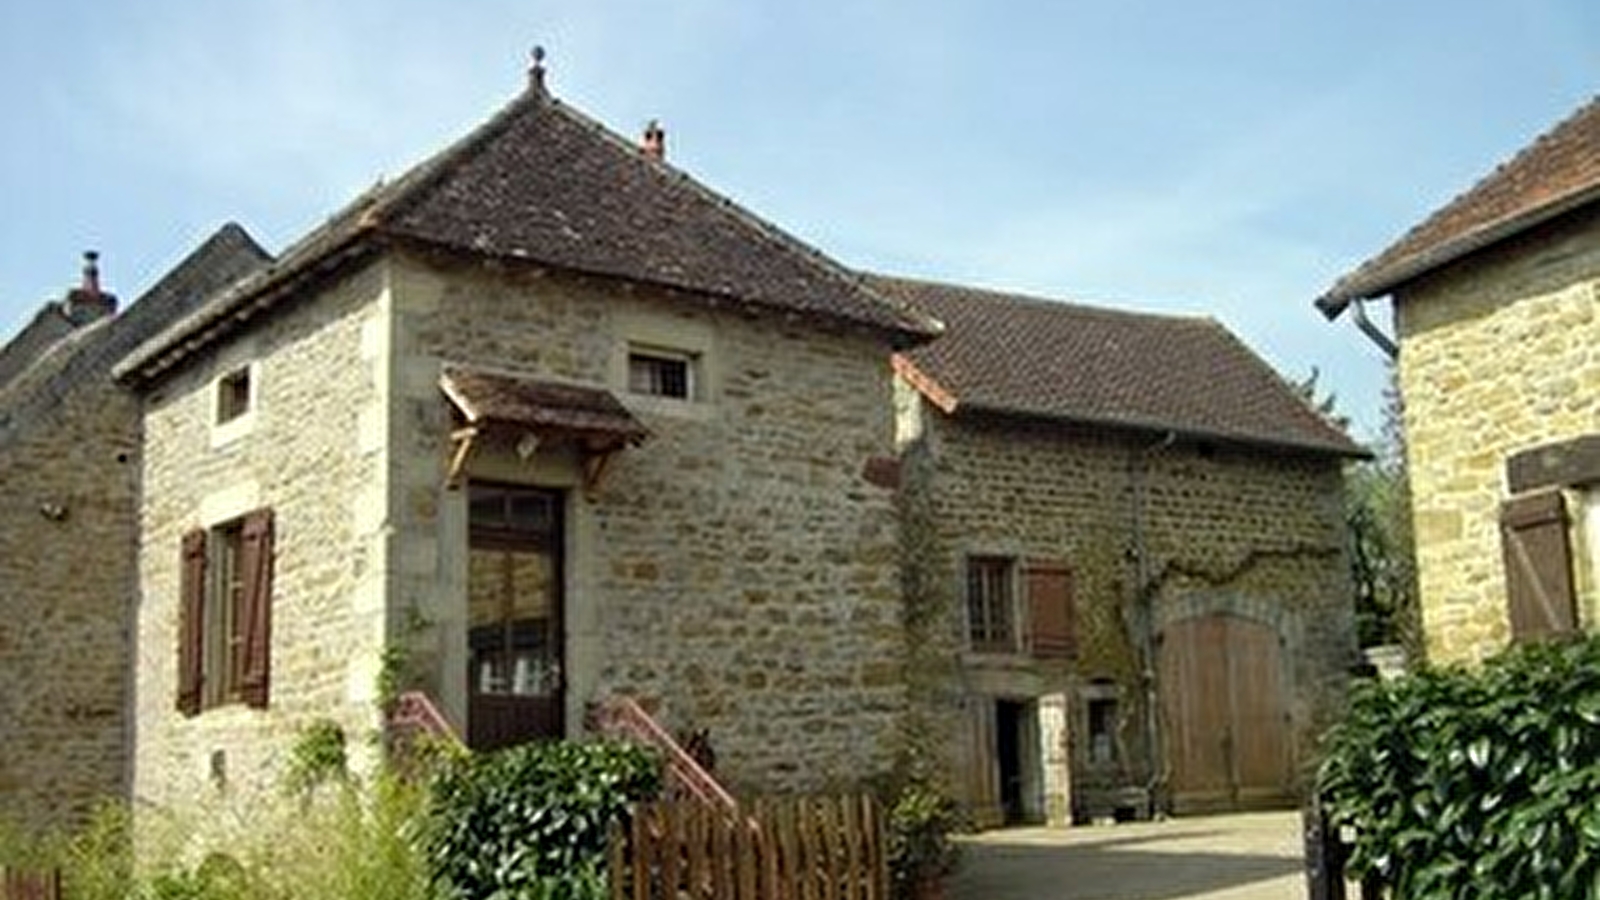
[{"left": 948, "top": 811, "right": 1324, "bottom": 900}]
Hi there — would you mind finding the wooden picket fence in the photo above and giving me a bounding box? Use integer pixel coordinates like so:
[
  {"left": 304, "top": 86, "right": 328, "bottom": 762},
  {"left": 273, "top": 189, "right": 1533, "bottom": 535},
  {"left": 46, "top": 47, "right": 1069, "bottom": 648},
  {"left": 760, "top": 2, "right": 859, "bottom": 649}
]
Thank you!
[
  {"left": 1, "top": 868, "right": 61, "bottom": 900},
  {"left": 609, "top": 794, "right": 889, "bottom": 900}
]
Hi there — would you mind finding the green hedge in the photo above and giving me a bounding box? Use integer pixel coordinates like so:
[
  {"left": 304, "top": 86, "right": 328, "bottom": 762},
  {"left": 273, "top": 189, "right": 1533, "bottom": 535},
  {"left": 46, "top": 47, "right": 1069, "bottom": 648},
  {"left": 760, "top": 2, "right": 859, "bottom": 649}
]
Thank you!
[
  {"left": 426, "top": 740, "right": 662, "bottom": 900},
  {"left": 1319, "top": 636, "right": 1600, "bottom": 899}
]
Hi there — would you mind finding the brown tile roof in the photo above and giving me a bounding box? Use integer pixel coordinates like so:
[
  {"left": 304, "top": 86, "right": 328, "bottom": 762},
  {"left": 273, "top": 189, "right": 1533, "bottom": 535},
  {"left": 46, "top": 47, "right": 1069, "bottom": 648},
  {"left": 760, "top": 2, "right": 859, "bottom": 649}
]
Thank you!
[
  {"left": 1318, "top": 96, "right": 1600, "bottom": 315},
  {"left": 873, "top": 276, "right": 1366, "bottom": 458},
  {"left": 118, "top": 80, "right": 938, "bottom": 384},
  {"left": 440, "top": 365, "right": 648, "bottom": 447}
]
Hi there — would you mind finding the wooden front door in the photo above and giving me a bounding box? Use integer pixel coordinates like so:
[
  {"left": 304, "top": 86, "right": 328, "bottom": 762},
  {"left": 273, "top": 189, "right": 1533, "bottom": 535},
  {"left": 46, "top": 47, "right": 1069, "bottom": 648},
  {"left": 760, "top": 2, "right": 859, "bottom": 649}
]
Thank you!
[
  {"left": 1158, "top": 613, "right": 1294, "bottom": 813},
  {"left": 466, "top": 484, "right": 564, "bottom": 751}
]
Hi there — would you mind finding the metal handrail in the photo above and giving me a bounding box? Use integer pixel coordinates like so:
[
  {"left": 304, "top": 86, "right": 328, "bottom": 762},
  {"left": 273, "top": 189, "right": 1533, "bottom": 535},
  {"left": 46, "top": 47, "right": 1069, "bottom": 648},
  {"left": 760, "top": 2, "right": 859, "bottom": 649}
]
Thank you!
[{"left": 589, "top": 695, "right": 739, "bottom": 814}]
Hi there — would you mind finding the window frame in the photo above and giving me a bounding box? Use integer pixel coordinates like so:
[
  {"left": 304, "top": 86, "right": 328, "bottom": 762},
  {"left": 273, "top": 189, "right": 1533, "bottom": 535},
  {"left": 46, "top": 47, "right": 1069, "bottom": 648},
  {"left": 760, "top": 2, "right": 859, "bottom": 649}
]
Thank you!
[
  {"left": 202, "top": 518, "right": 248, "bottom": 708},
  {"left": 216, "top": 366, "right": 252, "bottom": 424},
  {"left": 966, "top": 555, "right": 1019, "bottom": 653},
  {"left": 210, "top": 362, "right": 259, "bottom": 446},
  {"left": 626, "top": 347, "right": 697, "bottom": 400}
]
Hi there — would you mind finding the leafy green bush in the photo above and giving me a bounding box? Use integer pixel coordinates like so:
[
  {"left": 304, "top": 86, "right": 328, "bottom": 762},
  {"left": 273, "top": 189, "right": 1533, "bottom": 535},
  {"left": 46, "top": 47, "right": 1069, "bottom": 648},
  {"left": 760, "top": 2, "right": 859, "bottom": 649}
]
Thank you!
[
  {"left": 283, "top": 718, "right": 350, "bottom": 796},
  {"left": 1319, "top": 636, "right": 1600, "bottom": 899},
  {"left": 884, "top": 782, "right": 961, "bottom": 897},
  {"left": 425, "top": 740, "right": 661, "bottom": 900}
]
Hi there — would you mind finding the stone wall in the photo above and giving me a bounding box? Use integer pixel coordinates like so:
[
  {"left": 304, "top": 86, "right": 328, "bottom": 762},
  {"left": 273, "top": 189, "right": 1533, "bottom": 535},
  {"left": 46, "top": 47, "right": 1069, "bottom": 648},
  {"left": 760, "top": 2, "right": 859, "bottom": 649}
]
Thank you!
[
  {"left": 386, "top": 254, "right": 907, "bottom": 794},
  {"left": 131, "top": 260, "right": 390, "bottom": 821},
  {"left": 0, "top": 325, "right": 136, "bottom": 833},
  {"left": 898, "top": 398, "right": 1355, "bottom": 823},
  {"left": 1394, "top": 205, "right": 1600, "bottom": 663}
]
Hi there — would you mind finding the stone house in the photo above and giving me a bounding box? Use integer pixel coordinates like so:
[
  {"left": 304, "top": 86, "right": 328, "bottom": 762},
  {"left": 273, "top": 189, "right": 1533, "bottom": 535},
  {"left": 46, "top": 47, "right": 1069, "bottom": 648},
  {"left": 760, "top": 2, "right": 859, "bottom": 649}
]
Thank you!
[
  {"left": 1317, "top": 97, "right": 1600, "bottom": 663},
  {"left": 6, "top": 62, "right": 1366, "bottom": 835},
  {"left": 0, "top": 226, "right": 270, "bottom": 831},
  {"left": 874, "top": 276, "right": 1365, "bottom": 824},
  {"left": 109, "top": 66, "right": 940, "bottom": 818}
]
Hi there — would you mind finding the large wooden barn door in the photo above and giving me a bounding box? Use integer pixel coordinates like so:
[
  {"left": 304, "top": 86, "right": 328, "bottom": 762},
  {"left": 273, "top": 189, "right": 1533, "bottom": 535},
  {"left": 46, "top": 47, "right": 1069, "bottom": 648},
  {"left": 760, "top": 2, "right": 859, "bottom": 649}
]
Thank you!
[{"left": 1158, "top": 614, "right": 1293, "bottom": 813}]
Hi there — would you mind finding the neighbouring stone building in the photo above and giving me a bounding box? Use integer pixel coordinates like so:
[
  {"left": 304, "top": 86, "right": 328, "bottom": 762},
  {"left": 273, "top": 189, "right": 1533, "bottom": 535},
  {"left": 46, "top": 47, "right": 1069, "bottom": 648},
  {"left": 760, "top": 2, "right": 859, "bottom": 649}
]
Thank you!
[
  {"left": 0, "top": 227, "right": 269, "bottom": 831},
  {"left": 875, "top": 277, "right": 1365, "bottom": 824},
  {"left": 110, "top": 65, "right": 939, "bottom": 819},
  {"left": 1317, "top": 96, "right": 1600, "bottom": 664}
]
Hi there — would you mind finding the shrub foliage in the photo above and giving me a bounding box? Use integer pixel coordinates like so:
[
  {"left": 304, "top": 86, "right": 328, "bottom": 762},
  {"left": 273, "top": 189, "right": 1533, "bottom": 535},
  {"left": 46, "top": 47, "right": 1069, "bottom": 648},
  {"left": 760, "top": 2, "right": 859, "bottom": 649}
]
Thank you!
[
  {"left": 1319, "top": 636, "right": 1600, "bottom": 899},
  {"left": 426, "top": 740, "right": 662, "bottom": 900}
]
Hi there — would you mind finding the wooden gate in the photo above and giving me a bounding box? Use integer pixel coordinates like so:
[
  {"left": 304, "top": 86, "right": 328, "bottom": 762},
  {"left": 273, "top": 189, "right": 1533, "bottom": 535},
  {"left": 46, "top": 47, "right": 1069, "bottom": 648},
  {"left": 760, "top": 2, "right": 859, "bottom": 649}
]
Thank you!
[
  {"left": 2, "top": 869, "right": 61, "bottom": 900},
  {"left": 1158, "top": 613, "right": 1294, "bottom": 813},
  {"left": 609, "top": 795, "right": 887, "bottom": 900}
]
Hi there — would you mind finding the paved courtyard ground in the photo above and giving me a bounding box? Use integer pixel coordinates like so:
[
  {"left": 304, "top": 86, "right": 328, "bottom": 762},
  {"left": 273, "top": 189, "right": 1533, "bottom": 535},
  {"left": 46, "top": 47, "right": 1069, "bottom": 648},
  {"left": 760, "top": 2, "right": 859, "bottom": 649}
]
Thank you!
[{"left": 949, "top": 811, "right": 1318, "bottom": 900}]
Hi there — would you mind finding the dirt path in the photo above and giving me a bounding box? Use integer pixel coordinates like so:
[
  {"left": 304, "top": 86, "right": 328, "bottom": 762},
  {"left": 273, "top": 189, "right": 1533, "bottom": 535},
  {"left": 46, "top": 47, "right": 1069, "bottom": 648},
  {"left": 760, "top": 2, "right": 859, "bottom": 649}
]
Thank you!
[{"left": 948, "top": 812, "right": 1313, "bottom": 900}]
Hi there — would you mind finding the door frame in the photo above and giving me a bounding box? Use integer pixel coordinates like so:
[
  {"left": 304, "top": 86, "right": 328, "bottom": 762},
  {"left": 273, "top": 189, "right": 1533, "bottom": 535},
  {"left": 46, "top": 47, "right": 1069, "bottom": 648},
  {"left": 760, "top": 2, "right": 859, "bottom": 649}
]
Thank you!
[{"left": 464, "top": 482, "right": 566, "bottom": 750}]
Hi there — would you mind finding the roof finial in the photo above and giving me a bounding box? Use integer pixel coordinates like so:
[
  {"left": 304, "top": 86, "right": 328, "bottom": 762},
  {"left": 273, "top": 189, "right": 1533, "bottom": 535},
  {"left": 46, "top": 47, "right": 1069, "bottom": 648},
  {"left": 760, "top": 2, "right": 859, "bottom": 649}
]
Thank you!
[{"left": 529, "top": 45, "right": 547, "bottom": 93}]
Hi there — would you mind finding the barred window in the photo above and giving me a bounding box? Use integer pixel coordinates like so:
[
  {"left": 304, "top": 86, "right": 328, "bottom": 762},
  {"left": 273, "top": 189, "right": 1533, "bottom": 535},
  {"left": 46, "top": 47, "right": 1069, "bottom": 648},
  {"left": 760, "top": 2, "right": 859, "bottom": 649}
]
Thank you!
[{"left": 966, "top": 556, "right": 1016, "bottom": 651}]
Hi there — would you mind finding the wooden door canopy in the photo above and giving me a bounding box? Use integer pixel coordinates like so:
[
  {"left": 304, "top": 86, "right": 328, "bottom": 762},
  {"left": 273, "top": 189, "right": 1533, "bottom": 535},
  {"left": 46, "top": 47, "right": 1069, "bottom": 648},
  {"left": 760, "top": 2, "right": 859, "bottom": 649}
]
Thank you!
[{"left": 440, "top": 365, "right": 650, "bottom": 494}]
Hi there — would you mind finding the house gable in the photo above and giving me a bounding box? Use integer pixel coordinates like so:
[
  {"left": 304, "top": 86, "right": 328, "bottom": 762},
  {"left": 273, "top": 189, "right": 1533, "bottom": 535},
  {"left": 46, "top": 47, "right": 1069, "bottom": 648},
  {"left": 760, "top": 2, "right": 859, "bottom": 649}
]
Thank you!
[{"left": 116, "top": 77, "right": 937, "bottom": 388}]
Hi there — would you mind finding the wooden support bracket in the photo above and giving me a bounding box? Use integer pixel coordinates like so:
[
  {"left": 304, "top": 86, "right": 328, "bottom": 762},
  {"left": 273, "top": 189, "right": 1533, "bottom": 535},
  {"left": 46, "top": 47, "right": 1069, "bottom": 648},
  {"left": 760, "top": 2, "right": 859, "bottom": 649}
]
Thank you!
[
  {"left": 582, "top": 447, "right": 620, "bottom": 499},
  {"left": 445, "top": 425, "right": 480, "bottom": 490}
]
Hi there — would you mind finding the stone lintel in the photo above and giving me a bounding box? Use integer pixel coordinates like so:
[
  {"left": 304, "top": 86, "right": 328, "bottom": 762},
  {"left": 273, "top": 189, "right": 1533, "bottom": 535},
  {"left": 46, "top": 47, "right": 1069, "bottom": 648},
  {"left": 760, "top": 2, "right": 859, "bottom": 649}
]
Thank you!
[{"left": 1507, "top": 433, "right": 1600, "bottom": 493}]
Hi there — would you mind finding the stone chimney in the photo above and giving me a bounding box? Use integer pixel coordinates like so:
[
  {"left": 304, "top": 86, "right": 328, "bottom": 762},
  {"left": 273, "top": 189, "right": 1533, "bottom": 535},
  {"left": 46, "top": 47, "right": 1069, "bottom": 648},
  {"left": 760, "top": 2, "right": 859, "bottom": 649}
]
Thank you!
[
  {"left": 641, "top": 120, "right": 666, "bottom": 161},
  {"left": 62, "top": 251, "right": 117, "bottom": 324}
]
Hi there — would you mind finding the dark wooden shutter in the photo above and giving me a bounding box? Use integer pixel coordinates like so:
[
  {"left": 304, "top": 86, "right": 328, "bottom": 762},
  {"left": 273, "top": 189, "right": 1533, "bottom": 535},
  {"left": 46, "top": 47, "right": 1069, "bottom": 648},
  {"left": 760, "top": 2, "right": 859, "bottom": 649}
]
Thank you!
[
  {"left": 1025, "top": 559, "right": 1075, "bottom": 659},
  {"left": 238, "top": 508, "right": 275, "bottom": 709},
  {"left": 177, "top": 528, "right": 207, "bottom": 716},
  {"left": 1500, "top": 490, "right": 1577, "bottom": 642}
]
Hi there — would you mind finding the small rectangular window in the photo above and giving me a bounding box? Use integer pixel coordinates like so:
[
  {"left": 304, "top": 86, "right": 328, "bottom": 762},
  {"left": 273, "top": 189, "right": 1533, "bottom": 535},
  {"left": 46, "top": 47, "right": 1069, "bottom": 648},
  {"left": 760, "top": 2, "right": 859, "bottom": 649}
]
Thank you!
[
  {"left": 966, "top": 556, "right": 1016, "bottom": 652},
  {"left": 628, "top": 350, "right": 693, "bottom": 399},
  {"left": 217, "top": 367, "right": 252, "bottom": 423}
]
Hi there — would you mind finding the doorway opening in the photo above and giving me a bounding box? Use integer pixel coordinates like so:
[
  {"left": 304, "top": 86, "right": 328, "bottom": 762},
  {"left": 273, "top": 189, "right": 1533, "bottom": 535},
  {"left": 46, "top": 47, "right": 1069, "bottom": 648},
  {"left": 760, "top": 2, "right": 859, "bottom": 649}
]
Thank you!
[{"left": 996, "top": 699, "right": 1028, "bottom": 825}]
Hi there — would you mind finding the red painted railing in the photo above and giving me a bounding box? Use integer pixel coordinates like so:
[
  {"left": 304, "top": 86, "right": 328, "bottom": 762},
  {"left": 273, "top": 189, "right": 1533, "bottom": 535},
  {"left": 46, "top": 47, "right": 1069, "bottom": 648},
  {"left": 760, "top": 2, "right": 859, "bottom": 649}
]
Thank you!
[
  {"left": 387, "top": 690, "right": 465, "bottom": 750},
  {"left": 589, "top": 695, "right": 739, "bottom": 815}
]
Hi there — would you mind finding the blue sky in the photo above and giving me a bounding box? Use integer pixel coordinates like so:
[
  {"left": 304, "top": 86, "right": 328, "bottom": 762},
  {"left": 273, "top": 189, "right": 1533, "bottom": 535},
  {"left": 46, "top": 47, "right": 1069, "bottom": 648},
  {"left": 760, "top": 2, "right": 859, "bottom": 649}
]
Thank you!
[{"left": 2, "top": 1, "right": 1596, "bottom": 440}]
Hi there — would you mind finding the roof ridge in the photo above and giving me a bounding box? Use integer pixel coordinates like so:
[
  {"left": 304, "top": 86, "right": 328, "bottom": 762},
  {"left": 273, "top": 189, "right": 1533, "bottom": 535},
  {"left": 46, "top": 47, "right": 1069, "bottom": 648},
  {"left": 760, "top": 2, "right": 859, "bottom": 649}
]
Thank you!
[
  {"left": 538, "top": 98, "right": 940, "bottom": 335},
  {"left": 368, "top": 89, "right": 545, "bottom": 227},
  {"left": 868, "top": 272, "right": 1209, "bottom": 324}
]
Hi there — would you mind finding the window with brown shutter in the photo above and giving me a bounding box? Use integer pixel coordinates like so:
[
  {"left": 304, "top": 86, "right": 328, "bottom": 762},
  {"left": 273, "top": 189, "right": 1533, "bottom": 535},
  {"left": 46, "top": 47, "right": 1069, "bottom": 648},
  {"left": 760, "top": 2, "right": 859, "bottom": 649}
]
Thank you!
[
  {"left": 177, "top": 529, "right": 207, "bottom": 716},
  {"left": 1500, "top": 490, "right": 1577, "bottom": 642},
  {"left": 1025, "top": 559, "right": 1075, "bottom": 659},
  {"left": 176, "top": 507, "right": 275, "bottom": 713}
]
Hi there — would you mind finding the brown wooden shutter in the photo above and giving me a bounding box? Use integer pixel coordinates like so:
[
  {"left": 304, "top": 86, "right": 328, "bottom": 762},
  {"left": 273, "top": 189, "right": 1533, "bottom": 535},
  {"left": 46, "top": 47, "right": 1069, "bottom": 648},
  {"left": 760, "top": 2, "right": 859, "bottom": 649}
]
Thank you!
[
  {"left": 1025, "top": 559, "right": 1075, "bottom": 659},
  {"left": 238, "top": 508, "right": 275, "bottom": 709},
  {"left": 1500, "top": 490, "right": 1577, "bottom": 642},
  {"left": 177, "top": 528, "right": 207, "bottom": 716}
]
